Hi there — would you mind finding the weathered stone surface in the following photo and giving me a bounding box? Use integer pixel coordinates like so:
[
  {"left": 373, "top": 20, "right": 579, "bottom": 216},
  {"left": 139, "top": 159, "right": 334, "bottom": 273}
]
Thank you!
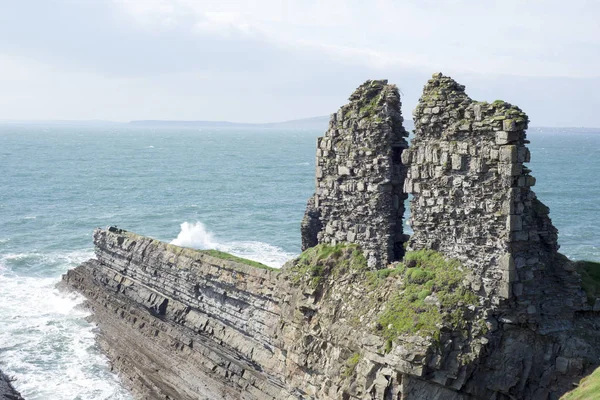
[
  {"left": 0, "top": 370, "right": 24, "bottom": 400},
  {"left": 301, "top": 80, "right": 409, "bottom": 267},
  {"left": 404, "top": 73, "right": 582, "bottom": 323}
]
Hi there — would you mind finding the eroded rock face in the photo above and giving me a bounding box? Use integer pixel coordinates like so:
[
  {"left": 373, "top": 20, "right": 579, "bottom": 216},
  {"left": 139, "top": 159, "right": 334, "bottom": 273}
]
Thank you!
[{"left": 301, "top": 80, "right": 409, "bottom": 268}]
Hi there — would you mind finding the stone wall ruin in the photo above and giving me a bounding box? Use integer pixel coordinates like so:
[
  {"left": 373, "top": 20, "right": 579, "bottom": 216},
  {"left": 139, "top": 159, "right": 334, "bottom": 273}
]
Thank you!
[
  {"left": 403, "top": 73, "right": 559, "bottom": 305},
  {"left": 301, "top": 80, "right": 409, "bottom": 268}
]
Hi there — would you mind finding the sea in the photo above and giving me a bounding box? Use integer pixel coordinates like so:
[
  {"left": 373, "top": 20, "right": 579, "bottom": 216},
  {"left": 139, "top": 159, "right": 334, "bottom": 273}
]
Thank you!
[{"left": 0, "top": 124, "right": 598, "bottom": 399}]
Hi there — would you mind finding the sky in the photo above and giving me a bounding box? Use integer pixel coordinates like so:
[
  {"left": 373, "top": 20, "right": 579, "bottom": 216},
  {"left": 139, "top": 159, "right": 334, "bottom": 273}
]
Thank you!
[{"left": 0, "top": 0, "right": 598, "bottom": 126}]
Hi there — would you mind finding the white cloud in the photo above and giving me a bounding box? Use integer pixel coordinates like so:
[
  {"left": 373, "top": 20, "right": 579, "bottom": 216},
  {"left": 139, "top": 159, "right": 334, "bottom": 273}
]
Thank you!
[{"left": 113, "top": 0, "right": 600, "bottom": 78}]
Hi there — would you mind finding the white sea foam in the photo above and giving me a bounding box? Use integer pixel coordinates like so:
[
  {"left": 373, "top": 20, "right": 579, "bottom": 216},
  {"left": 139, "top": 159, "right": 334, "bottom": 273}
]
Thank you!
[
  {"left": 171, "top": 221, "right": 296, "bottom": 268},
  {"left": 170, "top": 221, "right": 218, "bottom": 249},
  {"left": 0, "top": 272, "right": 132, "bottom": 399}
]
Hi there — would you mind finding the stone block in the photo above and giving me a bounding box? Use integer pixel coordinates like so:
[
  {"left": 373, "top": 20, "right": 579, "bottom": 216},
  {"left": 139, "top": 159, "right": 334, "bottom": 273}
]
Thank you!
[
  {"left": 495, "top": 131, "right": 520, "bottom": 145},
  {"left": 401, "top": 150, "right": 411, "bottom": 165},
  {"left": 499, "top": 145, "right": 518, "bottom": 163},
  {"left": 507, "top": 214, "right": 522, "bottom": 231},
  {"left": 474, "top": 104, "right": 482, "bottom": 121},
  {"left": 500, "top": 253, "right": 516, "bottom": 284},
  {"left": 499, "top": 162, "right": 522, "bottom": 176},
  {"left": 555, "top": 356, "right": 568, "bottom": 374},
  {"left": 316, "top": 166, "right": 323, "bottom": 178},
  {"left": 503, "top": 119, "right": 517, "bottom": 131},
  {"left": 513, "top": 282, "right": 523, "bottom": 296},
  {"left": 451, "top": 154, "right": 464, "bottom": 170},
  {"left": 347, "top": 230, "right": 356, "bottom": 242},
  {"left": 338, "top": 166, "right": 351, "bottom": 176},
  {"left": 498, "top": 281, "right": 512, "bottom": 299}
]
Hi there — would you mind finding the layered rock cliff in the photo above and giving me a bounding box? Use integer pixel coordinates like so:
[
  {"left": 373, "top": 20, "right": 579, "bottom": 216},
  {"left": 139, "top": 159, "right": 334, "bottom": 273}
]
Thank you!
[{"left": 62, "top": 76, "right": 600, "bottom": 400}]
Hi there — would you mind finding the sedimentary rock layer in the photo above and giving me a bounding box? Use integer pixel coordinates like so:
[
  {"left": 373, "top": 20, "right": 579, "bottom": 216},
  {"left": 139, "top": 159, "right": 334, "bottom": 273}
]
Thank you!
[
  {"left": 302, "top": 80, "right": 409, "bottom": 267},
  {"left": 63, "top": 227, "right": 600, "bottom": 400}
]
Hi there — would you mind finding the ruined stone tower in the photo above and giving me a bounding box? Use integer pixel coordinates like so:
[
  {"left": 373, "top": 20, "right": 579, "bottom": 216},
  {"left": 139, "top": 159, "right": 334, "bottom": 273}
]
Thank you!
[
  {"left": 404, "top": 73, "right": 559, "bottom": 302},
  {"left": 301, "top": 80, "right": 409, "bottom": 268}
]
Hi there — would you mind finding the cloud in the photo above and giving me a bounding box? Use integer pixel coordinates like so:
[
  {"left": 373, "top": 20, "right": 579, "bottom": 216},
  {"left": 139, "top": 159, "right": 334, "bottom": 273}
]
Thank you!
[
  {"left": 113, "top": 0, "right": 600, "bottom": 78},
  {"left": 0, "top": 0, "right": 598, "bottom": 125}
]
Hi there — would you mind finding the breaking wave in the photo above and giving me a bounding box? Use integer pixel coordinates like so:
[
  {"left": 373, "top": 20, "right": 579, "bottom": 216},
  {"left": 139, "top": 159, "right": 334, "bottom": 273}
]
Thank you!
[
  {"left": 170, "top": 221, "right": 296, "bottom": 268},
  {"left": 0, "top": 253, "right": 131, "bottom": 399}
]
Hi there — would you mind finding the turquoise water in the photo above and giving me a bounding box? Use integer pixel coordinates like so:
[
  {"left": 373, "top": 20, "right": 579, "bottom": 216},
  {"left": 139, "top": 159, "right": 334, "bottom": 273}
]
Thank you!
[{"left": 0, "top": 124, "right": 599, "bottom": 398}]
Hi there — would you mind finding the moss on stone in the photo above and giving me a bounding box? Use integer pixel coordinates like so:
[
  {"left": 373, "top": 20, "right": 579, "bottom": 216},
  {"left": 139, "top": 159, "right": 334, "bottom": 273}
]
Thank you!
[
  {"left": 359, "top": 94, "right": 381, "bottom": 117},
  {"left": 290, "top": 243, "right": 368, "bottom": 288},
  {"left": 343, "top": 353, "right": 361, "bottom": 377},
  {"left": 198, "top": 249, "right": 276, "bottom": 270},
  {"left": 374, "top": 250, "right": 478, "bottom": 341},
  {"left": 576, "top": 260, "right": 600, "bottom": 303}
]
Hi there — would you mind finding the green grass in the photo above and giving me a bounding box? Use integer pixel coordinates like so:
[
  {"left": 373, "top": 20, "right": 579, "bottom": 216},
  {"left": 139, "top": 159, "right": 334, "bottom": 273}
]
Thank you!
[
  {"left": 374, "top": 250, "right": 478, "bottom": 341},
  {"left": 198, "top": 249, "right": 276, "bottom": 270},
  {"left": 576, "top": 260, "right": 600, "bottom": 303},
  {"left": 359, "top": 94, "right": 381, "bottom": 117},
  {"left": 290, "top": 243, "right": 368, "bottom": 288},
  {"left": 343, "top": 353, "right": 361, "bottom": 377},
  {"left": 561, "top": 367, "right": 600, "bottom": 400}
]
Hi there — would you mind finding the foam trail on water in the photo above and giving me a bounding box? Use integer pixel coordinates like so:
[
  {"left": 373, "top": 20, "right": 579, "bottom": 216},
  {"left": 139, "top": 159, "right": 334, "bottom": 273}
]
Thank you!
[
  {"left": 170, "top": 221, "right": 296, "bottom": 268},
  {"left": 0, "top": 252, "right": 132, "bottom": 400}
]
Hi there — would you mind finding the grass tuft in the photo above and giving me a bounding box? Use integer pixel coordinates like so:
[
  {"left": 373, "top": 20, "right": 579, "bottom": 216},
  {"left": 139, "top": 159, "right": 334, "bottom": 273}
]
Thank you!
[
  {"left": 198, "top": 249, "right": 276, "bottom": 270},
  {"left": 576, "top": 260, "right": 600, "bottom": 303},
  {"left": 374, "top": 250, "right": 478, "bottom": 341},
  {"left": 290, "top": 243, "right": 368, "bottom": 288}
]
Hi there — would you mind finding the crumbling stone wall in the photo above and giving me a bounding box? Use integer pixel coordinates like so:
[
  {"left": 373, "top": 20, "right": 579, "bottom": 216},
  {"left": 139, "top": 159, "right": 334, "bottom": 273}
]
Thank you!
[
  {"left": 404, "top": 73, "right": 559, "bottom": 305},
  {"left": 301, "top": 80, "right": 409, "bottom": 268}
]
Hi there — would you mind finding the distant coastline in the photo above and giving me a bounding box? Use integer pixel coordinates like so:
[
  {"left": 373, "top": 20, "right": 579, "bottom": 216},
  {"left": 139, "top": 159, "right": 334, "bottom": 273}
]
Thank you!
[{"left": 2, "top": 118, "right": 600, "bottom": 133}]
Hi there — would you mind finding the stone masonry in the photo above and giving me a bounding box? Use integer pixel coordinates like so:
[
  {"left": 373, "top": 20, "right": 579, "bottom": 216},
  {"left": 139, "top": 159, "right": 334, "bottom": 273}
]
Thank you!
[
  {"left": 404, "top": 73, "right": 559, "bottom": 305},
  {"left": 301, "top": 80, "right": 409, "bottom": 268}
]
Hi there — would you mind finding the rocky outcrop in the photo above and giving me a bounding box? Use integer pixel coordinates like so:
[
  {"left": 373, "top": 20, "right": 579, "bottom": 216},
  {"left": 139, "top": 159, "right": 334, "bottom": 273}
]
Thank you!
[
  {"left": 301, "top": 80, "right": 409, "bottom": 267},
  {"left": 62, "top": 75, "right": 600, "bottom": 400},
  {"left": 0, "top": 370, "right": 24, "bottom": 400}
]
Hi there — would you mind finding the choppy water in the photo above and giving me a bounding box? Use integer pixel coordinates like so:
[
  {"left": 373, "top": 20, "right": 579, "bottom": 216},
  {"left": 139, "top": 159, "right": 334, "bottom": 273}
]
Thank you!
[{"left": 0, "top": 124, "right": 598, "bottom": 398}]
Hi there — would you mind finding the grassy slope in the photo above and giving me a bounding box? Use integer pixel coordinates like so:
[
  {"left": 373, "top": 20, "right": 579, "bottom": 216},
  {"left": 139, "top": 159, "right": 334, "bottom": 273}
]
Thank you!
[{"left": 561, "top": 367, "right": 600, "bottom": 400}]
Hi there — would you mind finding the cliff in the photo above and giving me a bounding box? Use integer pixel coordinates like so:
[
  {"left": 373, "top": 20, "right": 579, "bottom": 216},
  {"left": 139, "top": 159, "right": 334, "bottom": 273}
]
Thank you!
[{"left": 61, "top": 75, "right": 600, "bottom": 400}]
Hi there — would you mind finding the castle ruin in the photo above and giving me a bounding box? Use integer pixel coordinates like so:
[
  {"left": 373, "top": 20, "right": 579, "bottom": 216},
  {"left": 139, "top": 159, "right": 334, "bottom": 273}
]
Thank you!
[{"left": 301, "top": 80, "right": 409, "bottom": 268}]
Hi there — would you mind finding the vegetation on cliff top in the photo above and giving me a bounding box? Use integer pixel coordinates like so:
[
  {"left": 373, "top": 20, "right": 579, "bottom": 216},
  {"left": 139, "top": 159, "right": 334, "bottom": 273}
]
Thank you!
[
  {"left": 373, "top": 250, "right": 478, "bottom": 342},
  {"left": 576, "top": 260, "right": 600, "bottom": 303},
  {"left": 290, "top": 243, "right": 367, "bottom": 287},
  {"left": 289, "top": 244, "right": 479, "bottom": 343},
  {"left": 197, "top": 249, "right": 276, "bottom": 270},
  {"left": 561, "top": 366, "right": 600, "bottom": 400}
]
